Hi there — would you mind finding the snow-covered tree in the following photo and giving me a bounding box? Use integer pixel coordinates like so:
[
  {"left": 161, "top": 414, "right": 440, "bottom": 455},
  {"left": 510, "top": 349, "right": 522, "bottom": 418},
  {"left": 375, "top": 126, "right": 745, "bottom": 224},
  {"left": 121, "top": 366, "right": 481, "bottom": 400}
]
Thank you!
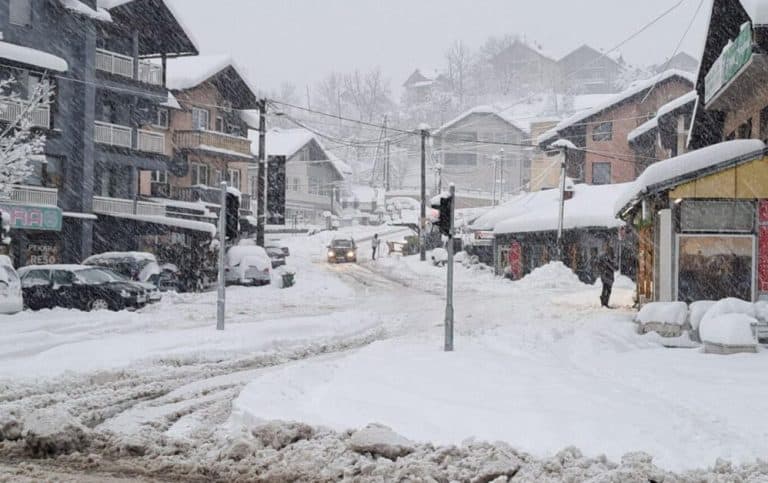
[{"left": 0, "top": 77, "right": 53, "bottom": 198}]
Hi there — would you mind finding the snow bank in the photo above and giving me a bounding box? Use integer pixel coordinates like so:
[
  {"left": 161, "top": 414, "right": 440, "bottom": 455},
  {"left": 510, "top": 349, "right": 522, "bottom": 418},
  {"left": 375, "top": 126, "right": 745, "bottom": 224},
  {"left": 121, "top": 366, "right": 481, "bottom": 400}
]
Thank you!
[
  {"left": 637, "top": 302, "right": 688, "bottom": 325},
  {"left": 348, "top": 423, "right": 415, "bottom": 459},
  {"left": 700, "top": 298, "right": 756, "bottom": 328},
  {"left": 515, "top": 261, "right": 585, "bottom": 290},
  {"left": 22, "top": 407, "right": 90, "bottom": 457},
  {"left": 700, "top": 313, "right": 758, "bottom": 348}
]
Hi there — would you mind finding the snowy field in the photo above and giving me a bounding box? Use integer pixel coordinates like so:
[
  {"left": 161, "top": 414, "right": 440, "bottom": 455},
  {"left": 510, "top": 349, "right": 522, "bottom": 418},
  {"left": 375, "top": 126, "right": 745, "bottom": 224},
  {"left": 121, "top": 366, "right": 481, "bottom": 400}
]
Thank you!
[{"left": 1, "top": 226, "right": 768, "bottom": 480}]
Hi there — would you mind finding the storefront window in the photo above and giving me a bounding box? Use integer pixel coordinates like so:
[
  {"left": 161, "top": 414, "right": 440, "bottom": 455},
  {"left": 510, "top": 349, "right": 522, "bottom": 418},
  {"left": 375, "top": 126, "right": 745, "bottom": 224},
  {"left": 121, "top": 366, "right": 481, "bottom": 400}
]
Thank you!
[
  {"left": 680, "top": 200, "right": 755, "bottom": 232},
  {"left": 677, "top": 235, "right": 754, "bottom": 302}
]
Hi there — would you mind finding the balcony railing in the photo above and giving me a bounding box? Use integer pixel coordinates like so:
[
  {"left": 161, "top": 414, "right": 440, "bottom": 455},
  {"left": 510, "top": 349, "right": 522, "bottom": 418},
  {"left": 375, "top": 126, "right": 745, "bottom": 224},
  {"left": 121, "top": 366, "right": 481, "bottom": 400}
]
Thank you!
[
  {"left": 95, "top": 49, "right": 164, "bottom": 86},
  {"left": 137, "top": 129, "right": 165, "bottom": 154},
  {"left": 173, "top": 130, "right": 252, "bottom": 157},
  {"left": 0, "top": 97, "right": 50, "bottom": 128},
  {"left": 170, "top": 186, "right": 252, "bottom": 213},
  {"left": 95, "top": 121, "right": 132, "bottom": 149},
  {"left": 93, "top": 196, "right": 166, "bottom": 217},
  {"left": 9, "top": 185, "right": 58, "bottom": 206}
]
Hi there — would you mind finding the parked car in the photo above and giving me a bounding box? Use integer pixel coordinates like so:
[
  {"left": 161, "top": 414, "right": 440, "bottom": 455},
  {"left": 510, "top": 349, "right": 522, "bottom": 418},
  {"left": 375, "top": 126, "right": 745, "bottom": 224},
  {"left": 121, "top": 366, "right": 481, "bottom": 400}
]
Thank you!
[
  {"left": 0, "top": 255, "right": 23, "bottom": 314},
  {"left": 92, "top": 267, "right": 162, "bottom": 303},
  {"left": 18, "top": 265, "right": 148, "bottom": 311},
  {"left": 83, "top": 251, "right": 161, "bottom": 286},
  {"left": 327, "top": 237, "right": 357, "bottom": 263},
  {"left": 225, "top": 246, "right": 271, "bottom": 286},
  {"left": 265, "top": 246, "right": 287, "bottom": 268},
  {"left": 157, "top": 263, "right": 182, "bottom": 292}
]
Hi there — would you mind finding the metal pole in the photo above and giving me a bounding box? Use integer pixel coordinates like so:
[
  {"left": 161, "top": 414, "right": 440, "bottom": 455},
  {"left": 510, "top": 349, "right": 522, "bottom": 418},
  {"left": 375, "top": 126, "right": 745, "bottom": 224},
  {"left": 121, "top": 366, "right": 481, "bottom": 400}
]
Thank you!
[
  {"left": 499, "top": 148, "right": 505, "bottom": 202},
  {"left": 445, "top": 183, "right": 455, "bottom": 352},
  {"left": 556, "top": 148, "right": 567, "bottom": 260},
  {"left": 385, "top": 138, "right": 391, "bottom": 191},
  {"left": 217, "top": 181, "right": 227, "bottom": 331},
  {"left": 491, "top": 157, "right": 497, "bottom": 206},
  {"left": 256, "top": 99, "right": 267, "bottom": 247},
  {"left": 420, "top": 128, "right": 427, "bottom": 261}
]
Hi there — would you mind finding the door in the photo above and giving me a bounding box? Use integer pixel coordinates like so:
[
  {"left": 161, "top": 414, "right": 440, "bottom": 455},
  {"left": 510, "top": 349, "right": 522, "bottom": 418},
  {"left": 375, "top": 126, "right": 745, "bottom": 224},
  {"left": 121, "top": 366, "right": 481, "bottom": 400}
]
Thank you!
[{"left": 677, "top": 235, "right": 755, "bottom": 302}]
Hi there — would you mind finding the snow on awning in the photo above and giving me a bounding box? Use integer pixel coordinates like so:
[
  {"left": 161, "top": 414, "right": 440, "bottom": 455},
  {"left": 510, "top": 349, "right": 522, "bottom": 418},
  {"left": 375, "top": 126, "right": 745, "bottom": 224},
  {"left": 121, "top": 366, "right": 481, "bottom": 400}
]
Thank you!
[
  {"left": 63, "top": 211, "right": 97, "bottom": 220},
  {"left": 59, "top": 0, "right": 112, "bottom": 22},
  {"left": 614, "top": 139, "right": 767, "bottom": 217},
  {"left": 102, "top": 212, "right": 217, "bottom": 235},
  {"left": 0, "top": 41, "right": 68, "bottom": 72}
]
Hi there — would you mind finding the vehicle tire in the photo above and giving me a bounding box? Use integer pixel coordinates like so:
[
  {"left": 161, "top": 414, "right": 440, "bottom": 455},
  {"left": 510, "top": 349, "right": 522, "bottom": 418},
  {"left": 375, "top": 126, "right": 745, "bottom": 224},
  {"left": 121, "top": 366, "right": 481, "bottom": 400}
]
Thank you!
[{"left": 88, "top": 298, "right": 111, "bottom": 312}]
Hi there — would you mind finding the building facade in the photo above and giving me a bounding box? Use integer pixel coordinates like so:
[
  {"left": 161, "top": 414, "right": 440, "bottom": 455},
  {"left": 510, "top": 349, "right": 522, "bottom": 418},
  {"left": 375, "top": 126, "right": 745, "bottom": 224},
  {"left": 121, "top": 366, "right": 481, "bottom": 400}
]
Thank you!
[{"left": 557, "top": 45, "right": 623, "bottom": 95}]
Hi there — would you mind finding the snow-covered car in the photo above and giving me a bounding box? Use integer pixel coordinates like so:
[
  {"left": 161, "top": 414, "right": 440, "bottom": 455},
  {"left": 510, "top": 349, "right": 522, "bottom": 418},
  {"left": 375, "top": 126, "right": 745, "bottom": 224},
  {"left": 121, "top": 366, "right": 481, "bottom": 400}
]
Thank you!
[
  {"left": 83, "top": 251, "right": 161, "bottom": 288},
  {"left": 327, "top": 237, "right": 357, "bottom": 263},
  {"left": 0, "top": 255, "right": 23, "bottom": 314},
  {"left": 225, "top": 246, "right": 272, "bottom": 286},
  {"left": 92, "top": 267, "right": 162, "bottom": 303},
  {"left": 18, "top": 265, "right": 149, "bottom": 311}
]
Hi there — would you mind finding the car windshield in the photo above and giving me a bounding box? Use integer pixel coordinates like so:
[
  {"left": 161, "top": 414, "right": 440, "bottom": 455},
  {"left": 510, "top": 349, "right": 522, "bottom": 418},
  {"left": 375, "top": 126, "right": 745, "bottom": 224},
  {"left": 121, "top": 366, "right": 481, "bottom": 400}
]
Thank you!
[
  {"left": 74, "top": 268, "right": 116, "bottom": 285},
  {"left": 93, "top": 268, "right": 129, "bottom": 282},
  {"left": 332, "top": 240, "right": 353, "bottom": 248}
]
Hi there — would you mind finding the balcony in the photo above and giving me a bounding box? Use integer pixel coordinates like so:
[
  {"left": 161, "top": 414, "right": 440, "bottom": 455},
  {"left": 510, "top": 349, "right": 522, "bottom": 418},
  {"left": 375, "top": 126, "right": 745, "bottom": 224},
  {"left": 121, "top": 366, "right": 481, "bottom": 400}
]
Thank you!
[
  {"left": 95, "top": 122, "right": 166, "bottom": 155},
  {"left": 95, "top": 49, "right": 164, "bottom": 86},
  {"left": 0, "top": 97, "right": 50, "bottom": 128},
  {"left": 9, "top": 185, "right": 58, "bottom": 206},
  {"left": 173, "top": 130, "right": 252, "bottom": 157},
  {"left": 93, "top": 196, "right": 166, "bottom": 217},
  {"left": 170, "top": 186, "right": 253, "bottom": 213}
]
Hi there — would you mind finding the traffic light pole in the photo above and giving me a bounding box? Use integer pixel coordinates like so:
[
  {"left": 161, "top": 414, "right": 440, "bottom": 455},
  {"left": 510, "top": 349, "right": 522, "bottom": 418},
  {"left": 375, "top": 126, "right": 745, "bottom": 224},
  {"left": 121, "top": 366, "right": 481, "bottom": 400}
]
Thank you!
[
  {"left": 256, "top": 99, "right": 267, "bottom": 247},
  {"left": 217, "top": 181, "right": 227, "bottom": 331},
  {"left": 420, "top": 128, "right": 428, "bottom": 262},
  {"left": 445, "top": 183, "right": 455, "bottom": 352}
]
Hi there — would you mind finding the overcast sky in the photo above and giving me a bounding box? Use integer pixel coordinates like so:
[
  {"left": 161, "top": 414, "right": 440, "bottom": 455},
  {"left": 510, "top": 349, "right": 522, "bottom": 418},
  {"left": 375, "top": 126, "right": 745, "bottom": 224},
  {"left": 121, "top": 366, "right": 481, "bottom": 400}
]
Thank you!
[{"left": 168, "top": 0, "right": 710, "bottom": 95}]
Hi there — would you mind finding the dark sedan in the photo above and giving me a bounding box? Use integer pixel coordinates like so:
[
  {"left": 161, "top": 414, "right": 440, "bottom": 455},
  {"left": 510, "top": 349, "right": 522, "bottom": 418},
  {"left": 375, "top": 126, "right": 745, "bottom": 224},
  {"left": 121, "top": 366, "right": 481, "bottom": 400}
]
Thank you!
[{"left": 18, "top": 265, "right": 148, "bottom": 312}]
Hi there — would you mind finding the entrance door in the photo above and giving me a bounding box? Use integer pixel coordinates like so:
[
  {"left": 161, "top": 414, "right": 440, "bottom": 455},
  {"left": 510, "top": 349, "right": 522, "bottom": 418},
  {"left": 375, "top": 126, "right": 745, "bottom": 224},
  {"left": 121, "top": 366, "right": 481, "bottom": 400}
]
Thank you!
[{"left": 677, "top": 235, "right": 755, "bottom": 302}]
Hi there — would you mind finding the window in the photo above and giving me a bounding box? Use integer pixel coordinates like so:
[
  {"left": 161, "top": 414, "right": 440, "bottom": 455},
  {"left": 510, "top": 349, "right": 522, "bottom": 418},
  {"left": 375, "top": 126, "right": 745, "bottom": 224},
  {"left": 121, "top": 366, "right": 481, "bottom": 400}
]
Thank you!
[
  {"left": 678, "top": 235, "right": 754, "bottom": 302},
  {"left": 155, "top": 108, "right": 169, "bottom": 129},
  {"left": 592, "top": 122, "right": 613, "bottom": 142},
  {"left": 227, "top": 169, "right": 241, "bottom": 190},
  {"left": 51, "top": 270, "right": 76, "bottom": 287},
  {"left": 10, "top": 0, "right": 32, "bottom": 26},
  {"left": 192, "top": 108, "right": 209, "bottom": 130},
  {"left": 591, "top": 162, "right": 611, "bottom": 185},
  {"left": 292, "top": 177, "right": 300, "bottom": 192},
  {"left": 738, "top": 118, "right": 752, "bottom": 139},
  {"left": 151, "top": 170, "right": 168, "bottom": 184},
  {"left": 680, "top": 200, "right": 755, "bottom": 233},
  {"left": 215, "top": 115, "right": 225, "bottom": 133},
  {"left": 21, "top": 270, "right": 49, "bottom": 288},
  {"left": 191, "top": 163, "right": 209, "bottom": 186}
]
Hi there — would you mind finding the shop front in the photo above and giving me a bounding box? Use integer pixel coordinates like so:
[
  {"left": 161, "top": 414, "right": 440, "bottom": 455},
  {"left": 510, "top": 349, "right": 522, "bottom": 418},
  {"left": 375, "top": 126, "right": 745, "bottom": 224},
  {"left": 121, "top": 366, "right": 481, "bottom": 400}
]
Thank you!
[{"left": 0, "top": 202, "right": 64, "bottom": 268}]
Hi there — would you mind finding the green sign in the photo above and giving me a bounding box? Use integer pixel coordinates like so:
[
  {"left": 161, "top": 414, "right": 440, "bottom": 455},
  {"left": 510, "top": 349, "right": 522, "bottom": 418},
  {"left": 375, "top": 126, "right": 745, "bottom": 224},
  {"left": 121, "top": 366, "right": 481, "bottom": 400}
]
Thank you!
[
  {"left": 705, "top": 22, "right": 753, "bottom": 103},
  {"left": 0, "top": 203, "right": 62, "bottom": 231}
]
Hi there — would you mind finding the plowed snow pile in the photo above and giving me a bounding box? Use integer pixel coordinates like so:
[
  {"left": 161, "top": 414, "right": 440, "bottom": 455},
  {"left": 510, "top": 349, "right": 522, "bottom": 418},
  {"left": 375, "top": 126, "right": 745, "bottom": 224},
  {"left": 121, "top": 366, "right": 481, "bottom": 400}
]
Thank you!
[{"left": 515, "top": 261, "right": 585, "bottom": 290}]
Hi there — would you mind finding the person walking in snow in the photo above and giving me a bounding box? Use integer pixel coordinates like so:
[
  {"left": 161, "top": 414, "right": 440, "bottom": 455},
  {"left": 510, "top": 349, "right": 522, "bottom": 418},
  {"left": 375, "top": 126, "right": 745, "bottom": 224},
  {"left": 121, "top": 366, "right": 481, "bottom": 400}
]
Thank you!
[
  {"left": 371, "top": 234, "right": 380, "bottom": 260},
  {"left": 597, "top": 247, "right": 616, "bottom": 308}
]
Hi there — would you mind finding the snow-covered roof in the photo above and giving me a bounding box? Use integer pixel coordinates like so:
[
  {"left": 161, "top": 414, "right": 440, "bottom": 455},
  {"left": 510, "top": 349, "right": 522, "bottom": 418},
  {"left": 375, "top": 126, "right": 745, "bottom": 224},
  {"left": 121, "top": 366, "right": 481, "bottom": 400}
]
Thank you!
[
  {"left": 434, "top": 105, "right": 530, "bottom": 135},
  {"left": 0, "top": 41, "right": 68, "bottom": 72},
  {"left": 84, "top": 251, "right": 157, "bottom": 263},
  {"left": 627, "top": 117, "right": 658, "bottom": 143},
  {"left": 59, "top": 0, "right": 112, "bottom": 21},
  {"left": 166, "top": 55, "right": 255, "bottom": 93},
  {"left": 627, "top": 90, "right": 697, "bottom": 143},
  {"left": 97, "top": 0, "right": 133, "bottom": 8},
  {"left": 247, "top": 128, "right": 349, "bottom": 179},
  {"left": 615, "top": 139, "right": 766, "bottom": 216},
  {"left": 161, "top": 92, "right": 181, "bottom": 110},
  {"left": 538, "top": 70, "right": 695, "bottom": 145},
  {"left": 103, "top": 213, "right": 217, "bottom": 235},
  {"left": 550, "top": 139, "right": 577, "bottom": 150},
  {"left": 490, "top": 183, "right": 628, "bottom": 235}
]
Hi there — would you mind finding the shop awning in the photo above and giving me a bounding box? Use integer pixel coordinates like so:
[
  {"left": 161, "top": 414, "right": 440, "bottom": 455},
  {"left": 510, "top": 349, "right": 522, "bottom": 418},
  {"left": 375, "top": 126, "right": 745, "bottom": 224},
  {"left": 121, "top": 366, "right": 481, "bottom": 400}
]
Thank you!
[
  {"left": 98, "top": 212, "right": 216, "bottom": 235},
  {"left": 63, "top": 211, "right": 97, "bottom": 220}
]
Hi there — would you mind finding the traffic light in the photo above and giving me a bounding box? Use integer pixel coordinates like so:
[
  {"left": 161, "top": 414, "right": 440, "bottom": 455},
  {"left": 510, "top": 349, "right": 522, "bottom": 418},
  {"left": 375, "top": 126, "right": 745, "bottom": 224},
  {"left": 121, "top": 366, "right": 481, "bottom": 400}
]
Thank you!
[
  {"left": 431, "top": 194, "right": 453, "bottom": 236},
  {"left": 225, "top": 192, "right": 240, "bottom": 240}
]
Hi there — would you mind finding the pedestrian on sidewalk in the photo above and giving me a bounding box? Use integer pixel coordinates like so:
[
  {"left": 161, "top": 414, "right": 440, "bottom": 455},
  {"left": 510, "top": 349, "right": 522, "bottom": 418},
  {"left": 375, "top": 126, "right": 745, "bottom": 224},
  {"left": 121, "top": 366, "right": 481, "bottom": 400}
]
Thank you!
[
  {"left": 372, "top": 234, "right": 380, "bottom": 260},
  {"left": 597, "top": 246, "right": 616, "bottom": 308}
]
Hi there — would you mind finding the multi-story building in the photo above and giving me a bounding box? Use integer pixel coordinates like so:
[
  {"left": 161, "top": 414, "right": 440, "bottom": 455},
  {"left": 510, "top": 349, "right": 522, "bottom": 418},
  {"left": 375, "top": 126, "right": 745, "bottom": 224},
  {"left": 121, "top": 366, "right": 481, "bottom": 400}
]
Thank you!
[
  {"left": 538, "top": 70, "right": 694, "bottom": 184},
  {"left": 140, "top": 55, "right": 258, "bottom": 214},
  {"left": 432, "top": 106, "right": 530, "bottom": 199},
  {"left": 0, "top": 0, "right": 200, "bottom": 266}
]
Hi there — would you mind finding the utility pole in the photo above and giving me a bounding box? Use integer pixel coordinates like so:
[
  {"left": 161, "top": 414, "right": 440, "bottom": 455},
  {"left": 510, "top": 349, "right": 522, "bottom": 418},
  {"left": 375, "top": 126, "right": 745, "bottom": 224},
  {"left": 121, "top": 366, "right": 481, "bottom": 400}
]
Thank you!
[
  {"left": 256, "top": 99, "right": 266, "bottom": 247},
  {"left": 498, "top": 148, "right": 505, "bottom": 202},
  {"left": 556, "top": 145, "right": 568, "bottom": 260},
  {"left": 444, "top": 183, "right": 456, "bottom": 351},
  {"left": 217, "top": 181, "right": 227, "bottom": 331},
  {"left": 491, "top": 156, "right": 497, "bottom": 207},
  {"left": 419, "top": 125, "right": 429, "bottom": 261},
  {"left": 385, "top": 138, "right": 391, "bottom": 191}
]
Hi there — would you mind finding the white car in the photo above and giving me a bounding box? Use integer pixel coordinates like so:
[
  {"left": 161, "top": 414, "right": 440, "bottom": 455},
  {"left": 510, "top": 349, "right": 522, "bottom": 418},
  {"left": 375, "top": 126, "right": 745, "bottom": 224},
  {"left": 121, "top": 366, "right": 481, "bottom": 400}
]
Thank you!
[
  {"left": 0, "top": 255, "right": 22, "bottom": 314},
  {"left": 225, "top": 245, "right": 272, "bottom": 286}
]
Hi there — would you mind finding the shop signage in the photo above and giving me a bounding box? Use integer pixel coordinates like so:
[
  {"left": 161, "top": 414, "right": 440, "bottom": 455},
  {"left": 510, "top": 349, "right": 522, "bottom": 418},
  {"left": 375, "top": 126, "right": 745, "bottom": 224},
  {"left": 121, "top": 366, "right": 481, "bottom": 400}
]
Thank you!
[
  {"left": 0, "top": 203, "right": 62, "bottom": 231},
  {"left": 705, "top": 22, "right": 753, "bottom": 103},
  {"left": 26, "top": 242, "right": 60, "bottom": 265}
]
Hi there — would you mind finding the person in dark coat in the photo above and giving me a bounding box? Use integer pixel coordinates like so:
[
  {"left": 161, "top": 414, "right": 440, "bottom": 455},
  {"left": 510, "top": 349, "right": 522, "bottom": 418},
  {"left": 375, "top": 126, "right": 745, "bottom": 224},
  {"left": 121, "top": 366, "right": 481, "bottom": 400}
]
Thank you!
[
  {"left": 597, "top": 248, "right": 616, "bottom": 308},
  {"left": 371, "top": 234, "right": 380, "bottom": 260}
]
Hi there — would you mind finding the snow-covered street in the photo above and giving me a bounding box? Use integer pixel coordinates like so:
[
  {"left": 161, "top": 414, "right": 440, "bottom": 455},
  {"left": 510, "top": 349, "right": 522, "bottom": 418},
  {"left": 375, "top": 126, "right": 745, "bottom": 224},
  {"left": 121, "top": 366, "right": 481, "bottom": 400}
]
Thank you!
[{"left": 0, "top": 228, "right": 767, "bottom": 481}]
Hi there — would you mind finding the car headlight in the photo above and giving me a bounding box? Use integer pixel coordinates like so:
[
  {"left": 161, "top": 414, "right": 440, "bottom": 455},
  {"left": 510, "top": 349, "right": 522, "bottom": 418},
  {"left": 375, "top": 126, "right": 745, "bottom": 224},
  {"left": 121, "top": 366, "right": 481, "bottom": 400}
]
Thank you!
[
  {"left": 347, "top": 251, "right": 355, "bottom": 257},
  {"left": 328, "top": 251, "right": 335, "bottom": 257},
  {"left": 120, "top": 289, "right": 131, "bottom": 298}
]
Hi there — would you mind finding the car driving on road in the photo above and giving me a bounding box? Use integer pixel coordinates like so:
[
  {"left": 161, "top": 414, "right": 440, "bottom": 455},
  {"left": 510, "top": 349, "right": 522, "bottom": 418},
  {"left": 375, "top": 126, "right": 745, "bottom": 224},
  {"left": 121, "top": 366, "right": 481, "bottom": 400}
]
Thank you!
[
  {"left": 18, "top": 265, "right": 149, "bottom": 311},
  {"left": 327, "top": 237, "right": 357, "bottom": 264}
]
